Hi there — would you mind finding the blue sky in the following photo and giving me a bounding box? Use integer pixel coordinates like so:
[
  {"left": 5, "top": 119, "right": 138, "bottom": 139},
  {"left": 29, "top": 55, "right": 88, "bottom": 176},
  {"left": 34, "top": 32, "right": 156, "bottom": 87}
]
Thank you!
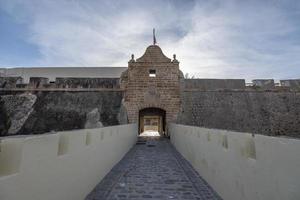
[{"left": 0, "top": 0, "right": 300, "bottom": 80}]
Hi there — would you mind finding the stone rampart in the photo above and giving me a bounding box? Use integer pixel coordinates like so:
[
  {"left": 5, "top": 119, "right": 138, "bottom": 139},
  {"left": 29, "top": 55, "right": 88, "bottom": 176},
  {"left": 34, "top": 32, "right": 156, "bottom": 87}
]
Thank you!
[
  {"left": 178, "top": 91, "right": 300, "bottom": 137},
  {"left": 280, "top": 79, "right": 300, "bottom": 89},
  {"left": 55, "top": 78, "right": 120, "bottom": 89},
  {"left": 1, "top": 76, "right": 300, "bottom": 92},
  {"left": 29, "top": 77, "right": 49, "bottom": 88},
  {"left": 0, "top": 77, "right": 23, "bottom": 89},
  {"left": 184, "top": 78, "right": 300, "bottom": 91},
  {"left": 184, "top": 79, "right": 245, "bottom": 90},
  {"left": 0, "top": 91, "right": 125, "bottom": 136},
  {"left": 0, "top": 77, "right": 121, "bottom": 89}
]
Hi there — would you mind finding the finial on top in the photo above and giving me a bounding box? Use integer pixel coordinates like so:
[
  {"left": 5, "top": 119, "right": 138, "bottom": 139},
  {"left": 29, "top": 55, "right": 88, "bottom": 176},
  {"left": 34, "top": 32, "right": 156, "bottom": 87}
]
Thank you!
[
  {"left": 172, "top": 54, "right": 179, "bottom": 63},
  {"left": 153, "top": 28, "right": 157, "bottom": 45},
  {"left": 129, "top": 54, "right": 135, "bottom": 62}
]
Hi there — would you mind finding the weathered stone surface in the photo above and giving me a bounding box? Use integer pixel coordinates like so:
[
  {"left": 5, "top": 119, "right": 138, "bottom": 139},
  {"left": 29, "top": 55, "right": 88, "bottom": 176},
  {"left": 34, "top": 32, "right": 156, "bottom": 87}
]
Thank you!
[
  {"left": 252, "top": 79, "right": 275, "bottom": 89},
  {"left": 0, "top": 91, "right": 124, "bottom": 135},
  {"left": 136, "top": 45, "right": 171, "bottom": 63},
  {"left": 185, "top": 79, "right": 245, "bottom": 90},
  {"left": 1, "top": 94, "right": 37, "bottom": 135},
  {"left": 0, "top": 67, "right": 127, "bottom": 83},
  {"left": 177, "top": 91, "right": 300, "bottom": 137},
  {"left": 280, "top": 79, "right": 300, "bottom": 90},
  {"left": 85, "top": 108, "right": 103, "bottom": 129},
  {"left": 117, "top": 100, "right": 129, "bottom": 125},
  {"left": 55, "top": 78, "right": 120, "bottom": 89},
  {"left": 0, "top": 97, "right": 11, "bottom": 136},
  {"left": 29, "top": 77, "right": 49, "bottom": 88},
  {"left": 0, "top": 77, "right": 23, "bottom": 88}
]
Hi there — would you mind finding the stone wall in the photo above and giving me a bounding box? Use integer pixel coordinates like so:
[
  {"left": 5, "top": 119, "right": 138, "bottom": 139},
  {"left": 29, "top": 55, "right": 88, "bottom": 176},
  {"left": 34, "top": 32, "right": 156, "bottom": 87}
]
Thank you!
[
  {"left": 1, "top": 94, "right": 37, "bottom": 135},
  {"left": 29, "top": 77, "right": 49, "bottom": 88},
  {"left": 280, "top": 79, "right": 300, "bottom": 89},
  {"left": 177, "top": 91, "right": 300, "bottom": 137},
  {"left": 0, "top": 67, "right": 127, "bottom": 83},
  {"left": 184, "top": 79, "right": 245, "bottom": 90},
  {"left": 0, "top": 91, "right": 125, "bottom": 136},
  {"left": 55, "top": 78, "right": 120, "bottom": 89},
  {"left": 0, "top": 77, "right": 23, "bottom": 88},
  {"left": 0, "top": 77, "right": 120, "bottom": 89}
]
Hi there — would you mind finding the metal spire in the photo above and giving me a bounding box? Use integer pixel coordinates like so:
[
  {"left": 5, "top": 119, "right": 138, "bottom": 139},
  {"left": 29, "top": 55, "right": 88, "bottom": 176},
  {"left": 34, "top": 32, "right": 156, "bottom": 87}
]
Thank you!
[{"left": 153, "top": 28, "right": 157, "bottom": 45}]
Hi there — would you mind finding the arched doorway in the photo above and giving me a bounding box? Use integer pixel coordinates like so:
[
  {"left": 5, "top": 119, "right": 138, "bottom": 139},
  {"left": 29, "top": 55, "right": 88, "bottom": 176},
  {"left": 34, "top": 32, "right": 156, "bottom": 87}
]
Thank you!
[{"left": 139, "top": 107, "right": 166, "bottom": 136}]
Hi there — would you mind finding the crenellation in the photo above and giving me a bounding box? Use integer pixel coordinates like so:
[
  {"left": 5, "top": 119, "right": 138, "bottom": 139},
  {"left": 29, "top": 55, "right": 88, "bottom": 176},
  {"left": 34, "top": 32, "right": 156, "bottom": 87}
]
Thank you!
[
  {"left": 1, "top": 76, "right": 300, "bottom": 92},
  {"left": 29, "top": 77, "right": 49, "bottom": 88},
  {"left": 252, "top": 79, "right": 275, "bottom": 89}
]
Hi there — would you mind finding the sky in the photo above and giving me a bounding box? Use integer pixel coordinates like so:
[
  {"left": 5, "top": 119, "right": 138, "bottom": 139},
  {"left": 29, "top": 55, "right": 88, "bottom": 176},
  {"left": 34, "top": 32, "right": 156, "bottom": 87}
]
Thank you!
[{"left": 0, "top": 0, "right": 300, "bottom": 80}]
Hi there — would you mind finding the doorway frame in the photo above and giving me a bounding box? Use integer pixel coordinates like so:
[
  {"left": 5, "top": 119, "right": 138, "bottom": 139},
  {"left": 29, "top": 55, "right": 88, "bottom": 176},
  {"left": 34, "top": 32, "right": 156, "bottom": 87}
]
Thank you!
[{"left": 138, "top": 107, "right": 166, "bottom": 135}]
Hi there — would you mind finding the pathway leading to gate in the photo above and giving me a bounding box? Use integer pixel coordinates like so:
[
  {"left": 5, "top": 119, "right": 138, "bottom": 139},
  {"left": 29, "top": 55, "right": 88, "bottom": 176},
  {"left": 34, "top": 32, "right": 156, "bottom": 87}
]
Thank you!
[{"left": 86, "top": 137, "right": 222, "bottom": 200}]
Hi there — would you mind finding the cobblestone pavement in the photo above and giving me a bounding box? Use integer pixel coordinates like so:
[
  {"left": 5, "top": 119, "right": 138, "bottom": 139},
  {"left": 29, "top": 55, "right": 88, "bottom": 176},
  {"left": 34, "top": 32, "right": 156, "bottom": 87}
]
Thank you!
[{"left": 86, "top": 137, "right": 222, "bottom": 200}]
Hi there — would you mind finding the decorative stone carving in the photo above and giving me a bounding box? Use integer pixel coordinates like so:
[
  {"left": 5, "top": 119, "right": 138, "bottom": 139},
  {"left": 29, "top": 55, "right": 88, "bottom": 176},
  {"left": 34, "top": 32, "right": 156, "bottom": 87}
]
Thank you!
[{"left": 1, "top": 94, "right": 37, "bottom": 135}]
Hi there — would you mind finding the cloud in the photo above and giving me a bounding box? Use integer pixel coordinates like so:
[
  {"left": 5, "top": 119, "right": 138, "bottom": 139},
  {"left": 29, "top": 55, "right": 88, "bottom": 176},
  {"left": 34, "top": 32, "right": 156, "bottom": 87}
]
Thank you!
[{"left": 0, "top": 0, "right": 300, "bottom": 80}]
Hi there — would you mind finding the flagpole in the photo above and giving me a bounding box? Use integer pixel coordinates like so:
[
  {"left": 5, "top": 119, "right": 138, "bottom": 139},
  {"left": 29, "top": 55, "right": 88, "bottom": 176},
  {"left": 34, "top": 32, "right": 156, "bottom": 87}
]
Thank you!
[{"left": 153, "top": 28, "right": 157, "bottom": 45}]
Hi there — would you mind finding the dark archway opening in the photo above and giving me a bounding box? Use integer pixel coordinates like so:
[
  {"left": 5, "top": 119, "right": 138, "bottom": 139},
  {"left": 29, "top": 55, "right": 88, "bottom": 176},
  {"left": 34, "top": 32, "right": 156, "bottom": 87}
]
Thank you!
[{"left": 139, "top": 107, "right": 166, "bottom": 136}]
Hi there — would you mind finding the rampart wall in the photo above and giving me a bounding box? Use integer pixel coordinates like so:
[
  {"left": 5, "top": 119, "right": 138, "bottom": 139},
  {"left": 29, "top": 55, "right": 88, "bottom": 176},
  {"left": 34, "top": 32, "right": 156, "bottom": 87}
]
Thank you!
[
  {"left": 1, "top": 76, "right": 300, "bottom": 137},
  {"left": 170, "top": 124, "right": 300, "bottom": 200},
  {"left": 0, "top": 77, "right": 121, "bottom": 89},
  {"left": 177, "top": 91, "right": 300, "bottom": 138},
  {"left": 0, "top": 124, "right": 138, "bottom": 200},
  {"left": 2, "top": 76, "right": 300, "bottom": 91},
  {"left": 184, "top": 79, "right": 245, "bottom": 90},
  {"left": 0, "top": 91, "right": 126, "bottom": 136}
]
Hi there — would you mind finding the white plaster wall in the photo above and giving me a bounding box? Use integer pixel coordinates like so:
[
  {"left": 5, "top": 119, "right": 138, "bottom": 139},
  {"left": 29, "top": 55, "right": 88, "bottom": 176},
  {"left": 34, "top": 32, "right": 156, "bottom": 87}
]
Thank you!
[
  {"left": 0, "top": 124, "right": 137, "bottom": 200},
  {"left": 170, "top": 124, "right": 300, "bottom": 200}
]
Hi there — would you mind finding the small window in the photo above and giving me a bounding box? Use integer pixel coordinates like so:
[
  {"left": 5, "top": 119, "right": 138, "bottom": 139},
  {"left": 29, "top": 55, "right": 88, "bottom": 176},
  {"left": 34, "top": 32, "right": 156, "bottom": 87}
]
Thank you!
[{"left": 149, "top": 69, "right": 156, "bottom": 77}]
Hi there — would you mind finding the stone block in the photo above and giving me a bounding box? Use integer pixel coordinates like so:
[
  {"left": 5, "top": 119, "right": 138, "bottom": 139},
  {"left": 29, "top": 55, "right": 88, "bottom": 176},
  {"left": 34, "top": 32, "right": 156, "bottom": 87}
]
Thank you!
[
  {"left": 0, "top": 77, "right": 23, "bottom": 88},
  {"left": 184, "top": 79, "right": 245, "bottom": 90},
  {"left": 280, "top": 79, "right": 300, "bottom": 89},
  {"left": 252, "top": 79, "right": 275, "bottom": 89},
  {"left": 29, "top": 77, "right": 49, "bottom": 88}
]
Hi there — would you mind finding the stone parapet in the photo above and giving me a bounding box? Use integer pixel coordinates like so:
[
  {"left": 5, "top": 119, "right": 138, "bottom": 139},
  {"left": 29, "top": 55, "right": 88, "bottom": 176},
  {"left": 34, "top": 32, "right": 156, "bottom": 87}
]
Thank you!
[
  {"left": 184, "top": 79, "right": 245, "bottom": 90},
  {"left": 280, "top": 79, "right": 300, "bottom": 89},
  {"left": 55, "top": 77, "right": 120, "bottom": 88},
  {"left": 252, "top": 79, "right": 275, "bottom": 89},
  {"left": 29, "top": 77, "right": 49, "bottom": 88},
  {"left": 0, "top": 77, "right": 23, "bottom": 89}
]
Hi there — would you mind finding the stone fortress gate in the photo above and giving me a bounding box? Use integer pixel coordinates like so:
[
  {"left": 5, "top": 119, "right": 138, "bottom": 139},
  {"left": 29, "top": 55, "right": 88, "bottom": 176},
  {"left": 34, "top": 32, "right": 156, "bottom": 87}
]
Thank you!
[{"left": 120, "top": 43, "right": 182, "bottom": 135}]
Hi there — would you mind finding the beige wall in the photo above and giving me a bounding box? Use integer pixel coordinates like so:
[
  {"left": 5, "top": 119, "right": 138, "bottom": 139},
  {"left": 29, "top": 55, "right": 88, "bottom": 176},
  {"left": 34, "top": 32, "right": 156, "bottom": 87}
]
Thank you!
[
  {"left": 0, "top": 124, "right": 138, "bottom": 200},
  {"left": 170, "top": 124, "right": 300, "bottom": 200}
]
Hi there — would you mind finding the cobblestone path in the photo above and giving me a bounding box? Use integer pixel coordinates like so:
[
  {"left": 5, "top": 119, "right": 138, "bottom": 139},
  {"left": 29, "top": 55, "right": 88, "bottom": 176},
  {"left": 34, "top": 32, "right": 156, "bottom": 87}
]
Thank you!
[{"left": 86, "top": 137, "right": 222, "bottom": 200}]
